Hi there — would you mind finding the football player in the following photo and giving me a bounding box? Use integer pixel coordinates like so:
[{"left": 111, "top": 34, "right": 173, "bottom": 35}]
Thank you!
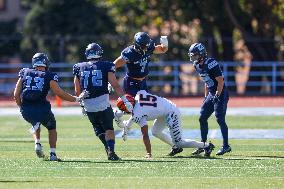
[
  {"left": 114, "top": 90, "right": 215, "bottom": 158},
  {"left": 188, "top": 43, "right": 231, "bottom": 155},
  {"left": 14, "top": 53, "right": 88, "bottom": 161},
  {"left": 113, "top": 32, "right": 168, "bottom": 96},
  {"left": 73, "top": 42, "right": 133, "bottom": 161}
]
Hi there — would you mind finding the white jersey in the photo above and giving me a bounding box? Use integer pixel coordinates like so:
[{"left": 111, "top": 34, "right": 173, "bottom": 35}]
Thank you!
[
  {"left": 119, "top": 90, "right": 207, "bottom": 150},
  {"left": 126, "top": 90, "right": 177, "bottom": 127}
]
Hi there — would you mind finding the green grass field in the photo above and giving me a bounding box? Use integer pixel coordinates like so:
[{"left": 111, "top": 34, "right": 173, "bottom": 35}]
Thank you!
[{"left": 0, "top": 115, "right": 284, "bottom": 189}]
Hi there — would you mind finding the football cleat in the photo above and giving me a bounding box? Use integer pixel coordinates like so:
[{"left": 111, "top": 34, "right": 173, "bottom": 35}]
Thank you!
[
  {"left": 49, "top": 152, "right": 61, "bottom": 161},
  {"left": 35, "top": 143, "right": 45, "bottom": 158},
  {"left": 191, "top": 148, "right": 204, "bottom": 155},
  {"left": 216, "top": 145, "right": 232, "bottom": 155},
  {"left": 167, "top": 147, "right": 183, "bottom": 156},
  {"left": 144, "top": 153, "right": 152, "bottom": 159},
  {"left": 204, "top": 142, "right": 215, "bottom": 157},
  {"left": 108, "top": 152, "right": 120, "bottom": 161}
]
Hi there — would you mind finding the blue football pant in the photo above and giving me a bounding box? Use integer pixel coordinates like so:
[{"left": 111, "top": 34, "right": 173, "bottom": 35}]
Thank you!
[
  {"left": 123, "top": 76, "right": 148, "bottom": 97},
  {"left": 199, "top": 92, "right": 229, "bottom": 147}
]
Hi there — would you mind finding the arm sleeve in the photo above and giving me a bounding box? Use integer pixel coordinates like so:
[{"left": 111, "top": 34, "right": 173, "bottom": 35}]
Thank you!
[
  {"left": 18, "top": 68, "right": 25, "bottom": 79},
  {"left": 107, "top": 62, "right": 116, "bottom": 73},
  {"left": 121, "top": 50, "right": 130, "bottom": 62},
  {"left": 73, "top": 64, "right": 80, "bottom": 77},
  {"left": 51, "top": 73, "right": 59, "bottom": 82}
]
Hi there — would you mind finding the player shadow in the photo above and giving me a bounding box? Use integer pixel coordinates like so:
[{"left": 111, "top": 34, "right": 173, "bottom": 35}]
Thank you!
[
  {"left": 122, "top": 159, "right": 179, "bottom": 163},
  {"left": 0, "top": 140, "right": 33, "bottom": 143},
  {"left": 164, "top": 155, "right": 222, "bottom": 160},
  {"left": 235, "top": 155, "right": 284, "bottom": 159},
  {"left": 57, "top": 158, "right": 179, "bottom": 163},
  {"left": 0, "top": 180, "right": 40, "bottom": 183},
  {"left": 59, "top": 159, "right": 126, "bottom": 164},
  {"left": 251, "top": 155, "right": 284, "bottom": 159}
]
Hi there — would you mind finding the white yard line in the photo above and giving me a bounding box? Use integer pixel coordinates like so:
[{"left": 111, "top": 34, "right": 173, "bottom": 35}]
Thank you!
[
  {"left": 1, "top": 129, "right": 284, "bottom": 139},
  {"left": 0, "top": 176, "right": 283, "bottom": 179},
  {"left": 1, "top": 107, "right": 284, "bottom": 116}
]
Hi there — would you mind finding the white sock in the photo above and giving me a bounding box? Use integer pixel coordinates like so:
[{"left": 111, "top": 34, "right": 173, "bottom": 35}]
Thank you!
[
  {"left": 35, "top": 139, "right": 40, "bottom": 144},
  {"left": 50, "top": 148, "right": 56, "bottom": 153},
  {"left": 179, "top": 139, "right": 207, "bottom": 148}
]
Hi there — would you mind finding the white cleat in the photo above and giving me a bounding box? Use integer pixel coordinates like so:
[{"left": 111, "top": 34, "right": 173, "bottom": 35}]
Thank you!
[
  {"left": 35, "top": 143, "right": 45, "bottom": 158},
  {"left": 144, "top": 153, "right": 152, "bottom": 159}
]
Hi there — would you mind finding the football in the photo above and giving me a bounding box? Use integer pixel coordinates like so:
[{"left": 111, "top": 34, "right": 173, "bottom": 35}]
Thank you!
[{"left": 116, "top": 94, "right": 135, "bottom": 113}]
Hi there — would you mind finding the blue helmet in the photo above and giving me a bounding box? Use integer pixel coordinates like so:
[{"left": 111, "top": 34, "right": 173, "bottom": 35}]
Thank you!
[
  {"left": 32, "top": 53, "right": 50, "bottom": 68},
  {"left": 85, "top": 43, "right": 103, "bottom": 60},
  {"left": 188, "top": 43, "right": 207, "bottom": 64},
  {"left": 134, "top": 32, "right": 151, "bottom": 53}
]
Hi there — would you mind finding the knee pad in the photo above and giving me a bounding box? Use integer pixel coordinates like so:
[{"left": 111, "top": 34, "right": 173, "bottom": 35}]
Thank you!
[{"left": 46, "top": 118, "right": 56, "bottom": 130}]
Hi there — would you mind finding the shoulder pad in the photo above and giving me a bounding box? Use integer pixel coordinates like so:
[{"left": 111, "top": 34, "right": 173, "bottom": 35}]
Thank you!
[
  {"left": 48, "top": 72, "right": 59, "bottom": 82},
  {"left": 206, "top": 58, "right": 219, "bottom": 69},
  {"left": 77, "top": 62, "right": 89, "bottom": 67},
  {"left": 19, "top": 68, "right": 28, "bottom": 78},
  {"left": 121, "top": 46, "right": 134, "bottom": 62}
]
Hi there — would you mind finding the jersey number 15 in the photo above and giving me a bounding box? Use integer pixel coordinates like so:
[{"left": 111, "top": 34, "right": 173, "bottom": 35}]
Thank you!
[{"left": 139, "top": 94, "right": 157, "bottom": 107}]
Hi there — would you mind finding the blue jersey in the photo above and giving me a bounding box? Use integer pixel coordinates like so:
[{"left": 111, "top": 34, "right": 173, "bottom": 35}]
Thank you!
[
  {"left": 194, "top": 58, "right": 226, "bottom": 94},
  {"left": 19, "top": 68, "right": 58, "bottom": 104},
  {"left": 73, "top": 61, "right": 115, "bottom": 99},
  {"left": 121, "top": 43, "right": 155, "bottom": 78}
]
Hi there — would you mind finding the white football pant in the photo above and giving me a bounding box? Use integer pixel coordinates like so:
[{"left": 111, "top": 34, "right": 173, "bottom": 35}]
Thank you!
[{"left": 151, "top": 109, "right": 206, "bottom": 149}]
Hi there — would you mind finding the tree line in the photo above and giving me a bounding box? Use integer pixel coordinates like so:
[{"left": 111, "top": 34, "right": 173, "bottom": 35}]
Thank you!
[{"left": 0, "top": 0, "right": 283, "bottom": 62}]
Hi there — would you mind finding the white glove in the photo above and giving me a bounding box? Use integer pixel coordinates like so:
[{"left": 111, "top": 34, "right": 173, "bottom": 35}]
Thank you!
[
  {"left": 108, "top": 82, "right": 114, "bottom": 93},
  {"left": 160, "top": 36, "right": 168, "bottom": 47},
  {"left": 81, "top": 106, "right": 87, "bottom": 116},
  {"left": 120, "top": 95, "right": 133, "bottom": 113},
  {"left": 114, "top": 110, "right": 124, "bottom": 128},
  {"left": 76, "top": 90, "right": 89, "bottom": 102}
]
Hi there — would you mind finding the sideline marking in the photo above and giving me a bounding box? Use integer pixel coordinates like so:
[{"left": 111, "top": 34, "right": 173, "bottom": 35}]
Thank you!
[{"left": 1, "top": 107, "right": 284, "bottom": 116}]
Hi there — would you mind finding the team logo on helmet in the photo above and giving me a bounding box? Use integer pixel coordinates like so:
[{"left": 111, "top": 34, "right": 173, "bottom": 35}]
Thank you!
[
  {"left": 188, "top": 43, "right": 207, "bottom": 64},
  {"left": 134, "top": 32, "right": 151, "bottom": 54},
  {"left": 85, "top": 43, "right": 103, "bottom": 60},
  {"left": 32, "top": 53, "right": 50, "bottom": 68}
]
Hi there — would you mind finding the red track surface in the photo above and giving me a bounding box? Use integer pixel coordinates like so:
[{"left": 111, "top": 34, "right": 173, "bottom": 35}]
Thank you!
[{"left": 1, "top": 96, "right": 283, "bottom": 107}]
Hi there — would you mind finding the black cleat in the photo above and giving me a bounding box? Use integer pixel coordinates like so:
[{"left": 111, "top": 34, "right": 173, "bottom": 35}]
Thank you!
[
  {"left": 167, "top": 147, "right": 183, "bottom": 156},
  {"left": 204, "top": 142, "right": 215, "bottom": 157},
  {"left": 49, "top": 152, "right": 61, "bottom": 161},
  {"left": 216, "top": 145, "right": 232, "bottom": 155},
  {"left": 108, "top": 152, "right": 120, "bottom": 161},
  {"left": 192, "top": 148, "right": 204, "bottom": 155}
]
